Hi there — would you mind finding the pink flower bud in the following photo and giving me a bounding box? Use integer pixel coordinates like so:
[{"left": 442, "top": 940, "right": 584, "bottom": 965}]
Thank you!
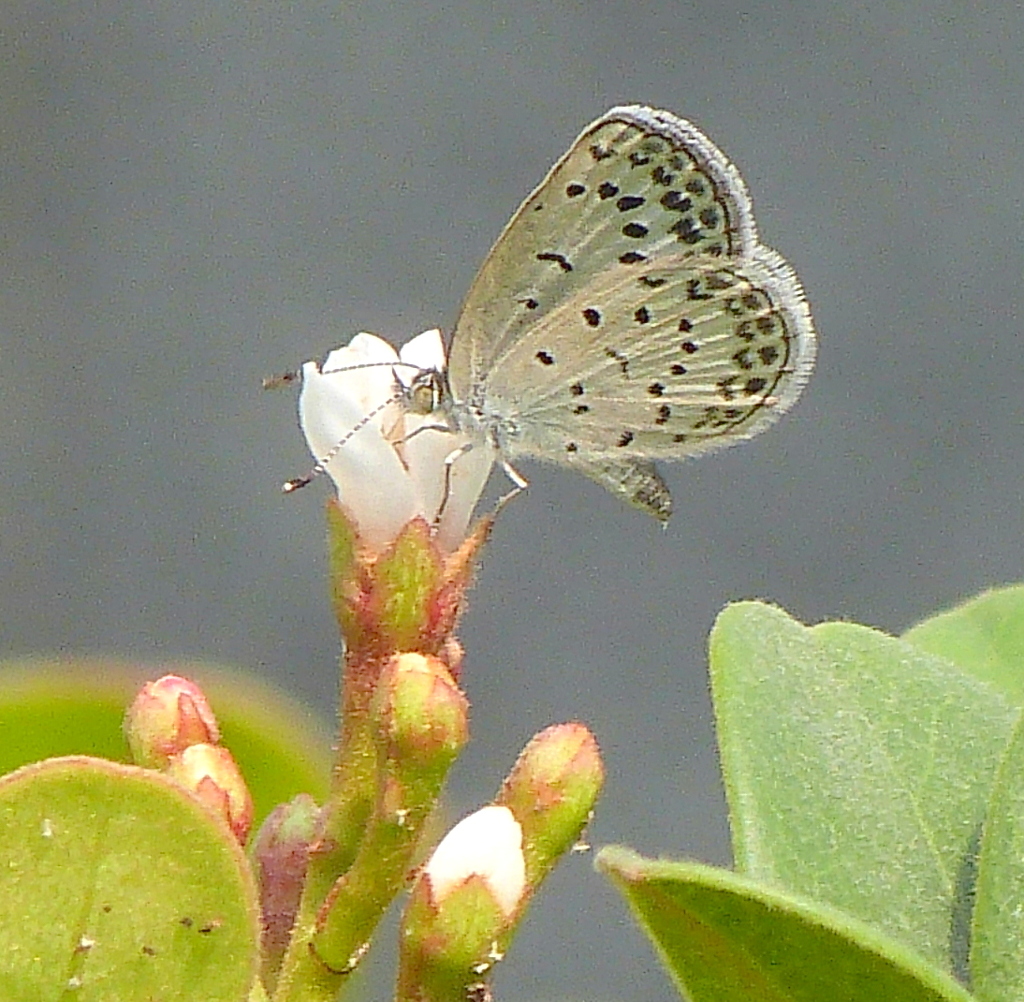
[
  {"left": 124, "top": 675, "right": 220, "bottom": 769},
  {"left": 166, "top": 743, "right": 254, "bottom": 844},
  {"left": 252, "top": 794, "right": 320, "bottom": 988}
]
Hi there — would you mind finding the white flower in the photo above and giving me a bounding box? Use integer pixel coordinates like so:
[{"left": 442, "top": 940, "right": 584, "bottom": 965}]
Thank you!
[
  {"left": 423, "top": 805, "right": 526, "bottom": 918},
  {"left": 297, "top": 330, "right": 494, "bottom": 553}
]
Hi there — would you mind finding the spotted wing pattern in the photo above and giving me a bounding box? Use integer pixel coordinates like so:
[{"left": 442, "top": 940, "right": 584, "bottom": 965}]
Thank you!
[{"left": 445, "top": 105, "right": 815, "bottom": 519}]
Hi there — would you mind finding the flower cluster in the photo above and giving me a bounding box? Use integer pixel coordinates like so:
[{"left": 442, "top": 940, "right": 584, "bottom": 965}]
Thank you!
[{"left": 296, "top": 330, "right": 494, "bottom": 555}]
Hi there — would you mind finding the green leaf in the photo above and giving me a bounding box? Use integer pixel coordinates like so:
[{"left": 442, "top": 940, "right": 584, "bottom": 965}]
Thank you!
[
  {"left": 903, "top": 584, "right": 1024, "bottom": 703},
  {"left": 709, "top": 600, "right": 1017, "bottom": 972},
  {"left": 0, "top": 659, "right": 332, "bottom": 827},
  {"left": 971, "top": 710, "right": 1024, "bottom": 1001},
  {"left": 597, "top": 847, "right": 972, "bottom": 1002},
  {"left": 0, "top": 756, "right": 259, "bottom": 1001}
]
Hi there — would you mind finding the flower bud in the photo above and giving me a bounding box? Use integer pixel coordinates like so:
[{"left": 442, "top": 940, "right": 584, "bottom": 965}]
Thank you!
[
  {"left": 379, "top": 653, "right": 468, "bottom": 770},
  {"left": 398, "top": 806, "right": 526, "bottom": 1001},
  {"left": 166, "top": 743, "right": 254, "bottom": 844},
  {"left": 252, "top": 794, "right": 321, "bottom": 990},
  {"left": 124, "top": 675, "right": 220, "bottom": 769},
  {"left": 308, "top": 654, "right": 469, "bottom": 975},
  {"left": 424, "top": 805, "right": 525, "bottom": 919},
  {"left": 497, "top": 722, "right": 603, "bottom": 886}
]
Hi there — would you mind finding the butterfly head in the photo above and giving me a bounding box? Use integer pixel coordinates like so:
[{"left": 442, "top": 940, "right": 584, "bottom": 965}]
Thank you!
[{"left": 402, "top": 365, "right": 449, "bottom": 418}]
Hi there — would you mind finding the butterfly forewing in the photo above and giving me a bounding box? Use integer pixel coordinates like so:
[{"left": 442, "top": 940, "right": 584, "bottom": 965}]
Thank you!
[{"left": 448, "top": 105, "right": 761, "bottom": 402}]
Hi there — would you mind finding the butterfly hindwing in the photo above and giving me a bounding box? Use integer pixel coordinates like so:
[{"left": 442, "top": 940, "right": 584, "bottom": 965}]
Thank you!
[{"left": 476, "top": 249, "right": 814, "bottom": 462}]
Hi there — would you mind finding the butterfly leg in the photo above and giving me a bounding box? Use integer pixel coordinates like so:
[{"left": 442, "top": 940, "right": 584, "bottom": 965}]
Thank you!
[
  {"left": 432, "top": 442, "right": 477, "bottom": 530},
  {"left": 432, "top": 446, "right": 528, "bottom": 529},
  {"left": 493, "top": 460, "right": 528, "bottom": 517}
]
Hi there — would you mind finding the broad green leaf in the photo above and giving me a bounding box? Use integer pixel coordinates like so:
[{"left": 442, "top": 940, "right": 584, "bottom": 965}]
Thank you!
[
  {"left": 0, "top": 659, "right": 332, "bottom": 825},
  {"left": 0, "top": 756, "right": 259, "bottom": 1002},
  {"left": 971, "top": 710, "right": 1024, "bottom": 1001},
  {"left": 710, "top": 601, "right": 1017, "bottom": 972},
  {"left": 903, "top": 584, "right": 1024, "bottom": 703},
  {"left": 597, "top": 847, "right": 972, "bottom": 1002}
]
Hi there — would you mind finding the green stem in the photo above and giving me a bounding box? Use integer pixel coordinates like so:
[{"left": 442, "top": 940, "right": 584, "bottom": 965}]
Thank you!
[{"left": 271, "top": 655, "right": 380, "bottom": 1002}]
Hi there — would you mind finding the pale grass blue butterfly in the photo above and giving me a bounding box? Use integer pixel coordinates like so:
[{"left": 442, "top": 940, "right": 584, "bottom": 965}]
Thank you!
[{"left": 296, "top": 105, "right": 816, "bottom": 523}]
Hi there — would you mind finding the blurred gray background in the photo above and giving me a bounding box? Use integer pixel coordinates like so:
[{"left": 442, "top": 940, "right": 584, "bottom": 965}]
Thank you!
[{"left": 2, "top": 2, "right": 1022, "bottom": 998}]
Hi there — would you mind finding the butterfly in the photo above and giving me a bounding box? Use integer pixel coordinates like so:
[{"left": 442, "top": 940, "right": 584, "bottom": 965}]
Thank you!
[{"left": 294, "top": 105, "right": 816, "bottom": 525}]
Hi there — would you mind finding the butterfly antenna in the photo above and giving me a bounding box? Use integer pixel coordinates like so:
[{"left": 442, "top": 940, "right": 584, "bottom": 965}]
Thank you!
[
  {"left": 320, "top": 359, "right": 425, "bottom": 378},
  {"left": 262, "top": 370, "right": 299, "bottom": 390},
  {"left": 281, "top": 392, "right": 403, "bottom": 494},
  {"left": 265, "top": 358, "right": 426, "bottom": 392}
]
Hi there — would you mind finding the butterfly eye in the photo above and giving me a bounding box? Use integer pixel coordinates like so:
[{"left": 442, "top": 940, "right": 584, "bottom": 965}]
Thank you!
[{"left": 407, "top": 370, "right": 445, "bottom": 416}]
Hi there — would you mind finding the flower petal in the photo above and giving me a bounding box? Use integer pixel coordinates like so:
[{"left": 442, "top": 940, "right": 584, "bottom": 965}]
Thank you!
[
  {"left": 299, "top": 337, "right": 420, "bottom": 549},
  {"left": 424, "top": 805, "right": 526, "bottom": 918},
  {"left": 296, "top": 331, "right": 496, "bottom": 553}
]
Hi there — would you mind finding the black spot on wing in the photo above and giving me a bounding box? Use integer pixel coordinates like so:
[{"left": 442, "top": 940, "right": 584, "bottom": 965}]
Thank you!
[
  {"left": 670, "top": 217, "right": 703, "bottom": 244},
  {"left": 536, "top": 252, "right": 572, "bottom": 272},
  {"left": 651, "top": 164, "right": 675, "bottom": 186},
  {"left": 661, "top": 191, "right": 692, "bottom": 212},
  {"left": 605, "top": 347, "right": 630, "bottom": 375}
]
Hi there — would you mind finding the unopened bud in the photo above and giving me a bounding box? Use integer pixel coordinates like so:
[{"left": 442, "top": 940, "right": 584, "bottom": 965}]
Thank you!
[
  {"left": 253, "top": 794, "right": 321, "bottom": 990},
  {"left": 424, "top": 805, "right": 525, "bottom": 919},
  {"left": 380, "top": 653, "right": 468, "bottom": 769},
  {"left": 166, "top": 743, "right": 254, "bottom": 844},
  {"left": 498, "top": 722, "right": 603, "bottom": 886},
  {"left": 398, "top": 806, "right": 525, "bottom": 1001},
  {"left": 309, "top": 654, "right": 468, "bottom": 976},
  {"left": 124, "top": 675, "right": 220, "bottom": 769}
]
